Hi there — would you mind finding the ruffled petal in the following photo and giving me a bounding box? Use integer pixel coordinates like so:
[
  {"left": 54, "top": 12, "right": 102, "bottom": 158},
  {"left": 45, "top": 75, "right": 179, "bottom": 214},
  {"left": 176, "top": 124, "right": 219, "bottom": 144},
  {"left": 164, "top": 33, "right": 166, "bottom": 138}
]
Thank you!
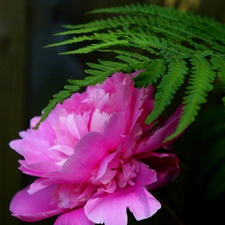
[
  {"left": 85, "top": 185, "right": 160, "bottom": 225},
  {"left": 135, "top": 105, "right": 183, "bottom": 155},
  {"left": 134, "top": 162, "right": 157, "bottom": 186},
  {"left": 19, "top": 160, "right": 61, "bottom": 176},
  {"left": 90, "top": 109, "right": 110, "bottom": 133},
  {"left": 10, "top": 186, "right": 66, "bottom": 222},
  {"left": 66, "top": 114, "right": 88, "bottom": 140},
  {"left": 85, "top": 162, "right": 160, "bottom": 225},
  {"left": 44, "top": 132, "right": 109, "bottom": 184},
  {"left": 54, "top": 208, "right": 94, "bottom": 225},
  {"left": 102, "top": 112, "right": 126, "bottom": 150}
]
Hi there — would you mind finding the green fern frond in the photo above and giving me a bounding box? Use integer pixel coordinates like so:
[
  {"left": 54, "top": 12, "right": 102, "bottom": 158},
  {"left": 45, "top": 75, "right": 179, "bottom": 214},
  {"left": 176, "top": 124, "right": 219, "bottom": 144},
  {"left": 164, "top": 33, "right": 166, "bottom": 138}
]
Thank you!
[
  {"left": 59, "top": 39, "right": 130, "bottom": 55},
  {"left": 134, "top": 59, "right": 166, "bottom": 87},
  {"left": 146, "top": 57, "right": 187, "bottom": 124},
  {"left": 103, "top": 49, "right": 151, "bottom": 61},
  {"left": 89, "top": 3, "right": 224, "bottom": 33},
  {"left": 211, "top": 54, "right": 225, "bottom": 106},
  {"left": 45, "top": 33, "right": 118, "bottom": 48},
  {"left": 211, "top": 54, "right": 225, "bottom": 88},
  {"left": 37, "top": 3, "right": 225, "bottom": 140},
  {"left": 167, "top": 55, "right": 216, "bottom": 140},
  {"left": 55, "top": 16, "right": 140, "bottom": 35},
  {"left": 86, "top": 60, "right": 130, "bottom": 76},
  {"left": 85, "top": 55, "right": 150, "bottom": 77}
]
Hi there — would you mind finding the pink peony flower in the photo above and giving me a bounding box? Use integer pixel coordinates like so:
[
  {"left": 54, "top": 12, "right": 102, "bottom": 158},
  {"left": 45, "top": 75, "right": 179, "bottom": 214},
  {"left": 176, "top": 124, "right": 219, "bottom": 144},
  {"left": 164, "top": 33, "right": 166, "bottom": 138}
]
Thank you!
[{"left": 9, "top": 71, "right": 182, "bottom": 225}]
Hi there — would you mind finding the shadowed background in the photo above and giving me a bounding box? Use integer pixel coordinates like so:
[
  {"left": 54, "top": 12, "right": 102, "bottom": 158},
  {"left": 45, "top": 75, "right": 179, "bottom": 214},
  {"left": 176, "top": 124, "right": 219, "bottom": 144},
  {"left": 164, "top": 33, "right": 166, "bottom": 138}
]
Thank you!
[{"left": 1, "top": 0, "right": 225, "bottom": 224}]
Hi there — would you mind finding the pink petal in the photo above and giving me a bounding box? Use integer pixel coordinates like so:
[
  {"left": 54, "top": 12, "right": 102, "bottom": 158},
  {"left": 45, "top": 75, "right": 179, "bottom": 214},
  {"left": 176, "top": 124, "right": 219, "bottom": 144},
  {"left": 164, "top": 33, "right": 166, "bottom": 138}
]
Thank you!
[
  {"left": 102, "top": 112, "right": 126, "bottom": 150},
  {"left": 90, "top": 109, "right": 110, "bottom": 133},
  {"left": 62, "top": 133, "right": 108, "bottom": 182},
  {"left": 28, "top": 178, "right": 47, "bottom": 194},
  {"left": 96, "top": 72, "right": 127, "bottom": 93},
  {"left": 54, "top": 208, "right": 94, "bottom": 225},
  {"left": 10, "top": 138, "right": 51, "bottom": 163},
  {"left": 85, "top": 162, "right": 160, "bottom": 225},
  {"left": 10, "top": 185, "right": 66, "bottom": 222},
  {"left": 135, "top": 105, "right": 183, "bottom": 155},
  {"left": 19, "top": 160, "right": 60, "bottom": 176},
  {"left": 85, "top": 186, "right": 160, "bottom": 225},
  {"left": 133, "top": 162, "right": 157, "bottom": 186},
  {"left": 53, "top": 115, "right": 76, "bottom": 147},
  {"left": 123, "top": 88, "right": 145, "bottom": 130},
  {"left": 145, "top": 153, "right": 180, "bottom": 190},
  {"left": 9, "top": 139, "right": 24, "bottom": 155},
  {"left": 66, "top": 114, "right": 88, "bottom": 139},
  {"left": 44, "top": 132, "right": 109, "bottom": 184},
  {"left": 93, "top": 152, "right": 117, "bottom": 183}
]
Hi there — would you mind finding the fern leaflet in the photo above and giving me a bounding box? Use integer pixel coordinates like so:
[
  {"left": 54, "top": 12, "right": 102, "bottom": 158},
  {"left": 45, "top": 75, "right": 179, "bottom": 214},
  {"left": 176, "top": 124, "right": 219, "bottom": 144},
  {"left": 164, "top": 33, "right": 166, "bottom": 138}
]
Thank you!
[
  {"left": 167, "top": 55, "right": 216, "bottom": 140},
  {"left": 146, "top": 57, "right": 187, "bottom": 124}
]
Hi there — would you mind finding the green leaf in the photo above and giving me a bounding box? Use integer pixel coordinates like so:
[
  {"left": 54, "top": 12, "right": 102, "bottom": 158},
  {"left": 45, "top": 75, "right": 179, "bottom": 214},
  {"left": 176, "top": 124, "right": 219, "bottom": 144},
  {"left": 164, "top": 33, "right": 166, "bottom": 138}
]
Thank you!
[
  {"left": 134, "top": 59, "right": 166, "bottom": 87},
  {"left": 167, "top": 55, "right": 216, "bottom": 141},
  {"left": 146, "top": 57, "right": 187, "bottom": 124},
  {"left": 59, "top": 39, "right": 130, "bottom": 55}
]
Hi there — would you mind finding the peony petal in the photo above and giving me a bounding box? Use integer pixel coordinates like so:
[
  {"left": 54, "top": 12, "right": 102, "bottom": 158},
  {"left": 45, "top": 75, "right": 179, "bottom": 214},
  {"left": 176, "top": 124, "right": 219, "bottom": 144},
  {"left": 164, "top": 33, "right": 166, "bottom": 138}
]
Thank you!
[
  {"left": 10, "top": 185, "right": 66, "bottom": 222},
  {"left": 145, "top": 152, "right": 180, "bottom": 190},
  {"left": 44, "top": 132, "right": 109, "bottom": 184},
  {"left": 85, "top": 185, "right": 160, "bottom": 225},
  {"left": 102, "top": 112, "right": 126, "bottom": 150},
  {"left": 125, "top": 88, "right": 145, "bottom": 130},
  {"left": 10, "top": 138, "right": 52, "bottom": 163},
  {"left": 28, "top": 178, "right": 48, "bottom": 194},
  {"left": 134, "top": 162, "right": 157, "bottom": 186},
  {"left": 96, "top": 72, "right": 127, "bottom": 93},
  {"left": 135, "top": 105, "right": 183, "bottom": 155},
  {"left": 9, "top": 139, "right": 24, "bottom": 155},
  {"left": 90, "top": 109, "right": 110, "bottom": 133},
  {"left": 85, "top": 162, "right": 159, "bottom": 225},
  {"left": 66, "top": 114, "right": 89, "bottom": 140},
  {"left": 53, "top": 115, "right": 76, "bottom": 147},
  {"left": 62, "top": 132, "right": 108, "bottom": 182},
  {"left": 93, "top": 152, "right": 117, "bottom": 183},
  {"left": 19, "top": 160, "right": 61, "bottom": 176},
  {"left": 54, "top": 208, "right": 94, "bottom": 225}
]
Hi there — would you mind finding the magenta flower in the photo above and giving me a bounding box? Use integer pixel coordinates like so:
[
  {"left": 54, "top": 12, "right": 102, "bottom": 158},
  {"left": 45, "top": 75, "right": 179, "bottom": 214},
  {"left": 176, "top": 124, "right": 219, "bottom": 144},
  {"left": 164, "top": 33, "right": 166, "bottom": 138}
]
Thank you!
[{"left": 10, "top": 71, "right": 182, "bottom": 225}]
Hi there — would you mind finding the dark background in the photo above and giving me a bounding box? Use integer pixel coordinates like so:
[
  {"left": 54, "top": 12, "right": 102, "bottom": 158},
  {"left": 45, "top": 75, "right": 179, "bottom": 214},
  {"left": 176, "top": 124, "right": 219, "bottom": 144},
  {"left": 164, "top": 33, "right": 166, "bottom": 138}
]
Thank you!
[{"left": 1, "top": 0, "right": 225, "bottom": 224}]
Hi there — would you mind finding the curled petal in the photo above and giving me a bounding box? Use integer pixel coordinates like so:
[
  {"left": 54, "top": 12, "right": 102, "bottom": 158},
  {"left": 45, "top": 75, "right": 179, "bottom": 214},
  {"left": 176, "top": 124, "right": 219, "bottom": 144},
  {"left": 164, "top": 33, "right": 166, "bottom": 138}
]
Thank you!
[
  {"left": 85, "top": 163, "right": 160, "bottom": 225},
  {"left": 85, "top": 186, "right": 160, "bottom": 225},
  {"left": 28, "top": 178, "right": 48, "bottom": 194},
  {"left": 145, "top": 153, "right": 180, "bottom": 190},
  {"left": 19, "top": 160, "right": 61, "bottom": 177},
  {"left": 44, "top": 132, "right": 109, "bottom": 184},
  {"left": 135, "top": 105, "right": 183, "bottom": 155}
]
